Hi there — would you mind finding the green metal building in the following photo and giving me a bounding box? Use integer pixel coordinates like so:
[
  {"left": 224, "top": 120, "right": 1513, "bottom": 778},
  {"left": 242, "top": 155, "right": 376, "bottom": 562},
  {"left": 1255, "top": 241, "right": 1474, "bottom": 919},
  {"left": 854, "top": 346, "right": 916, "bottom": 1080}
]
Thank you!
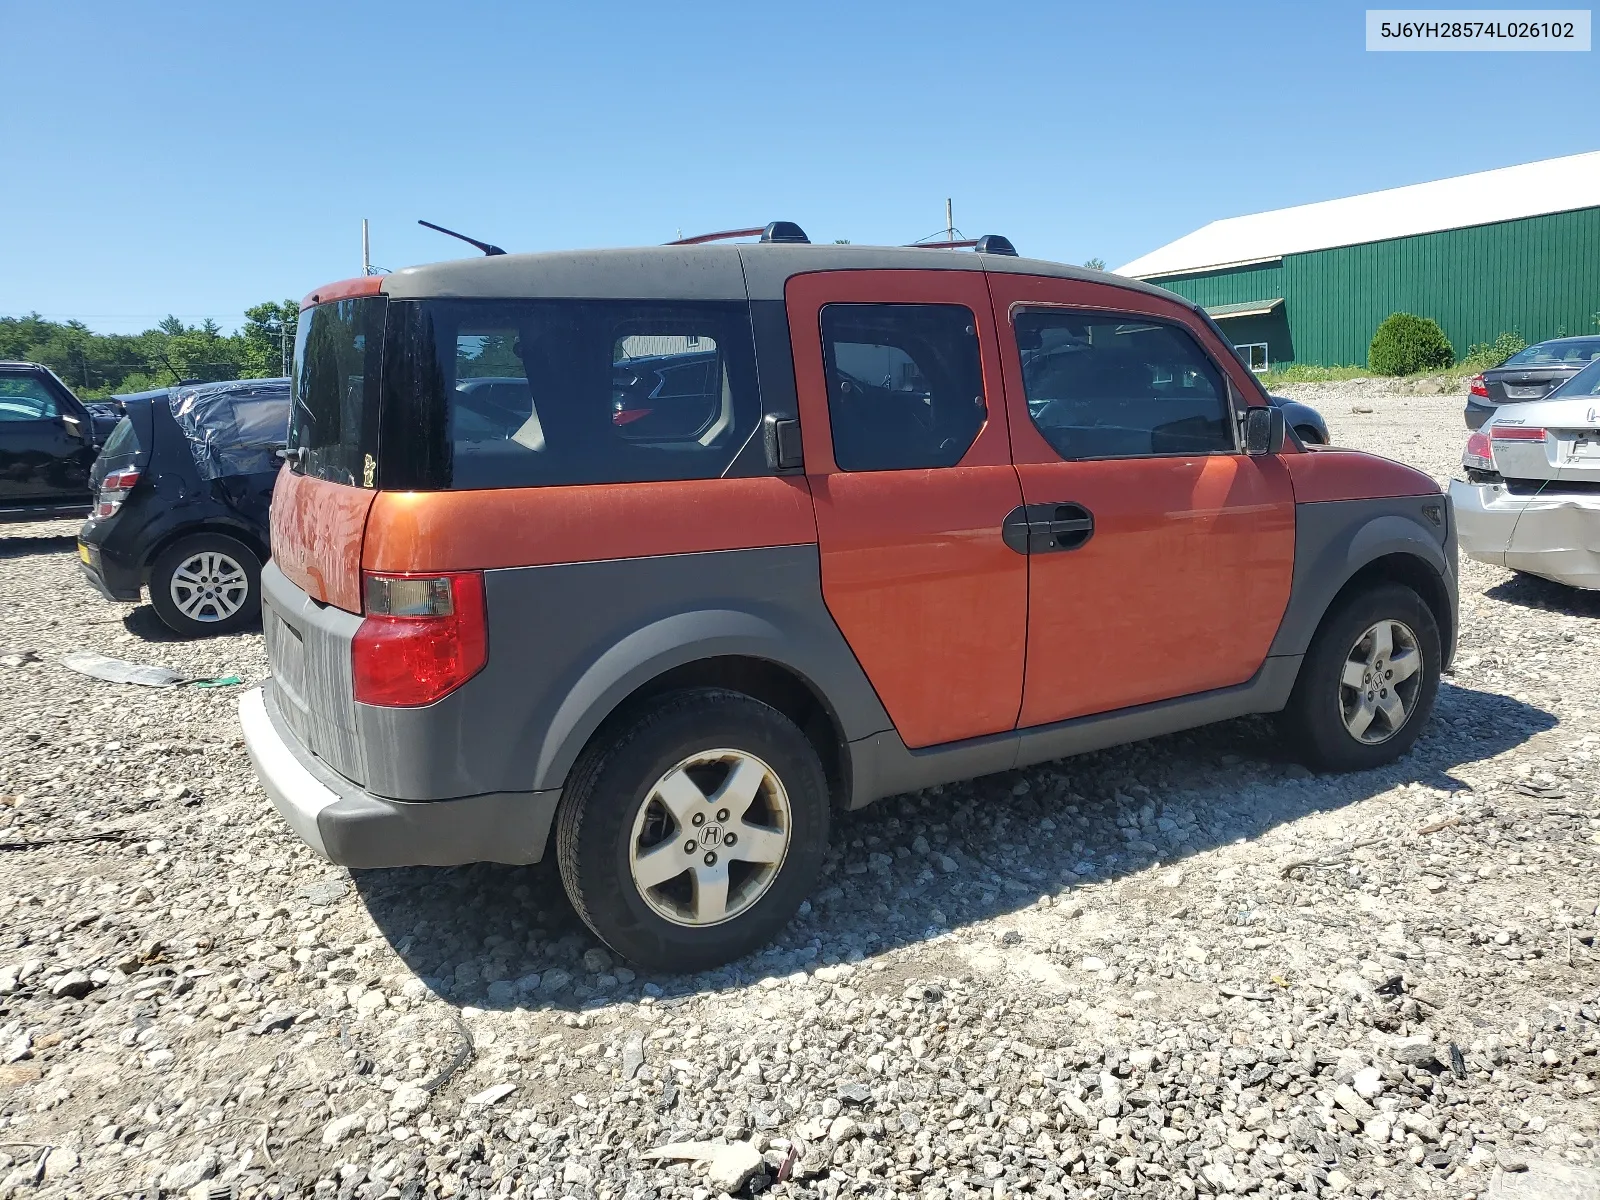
[{"left": 1114, "top": 151, "right": 1600, "bottom": 371}]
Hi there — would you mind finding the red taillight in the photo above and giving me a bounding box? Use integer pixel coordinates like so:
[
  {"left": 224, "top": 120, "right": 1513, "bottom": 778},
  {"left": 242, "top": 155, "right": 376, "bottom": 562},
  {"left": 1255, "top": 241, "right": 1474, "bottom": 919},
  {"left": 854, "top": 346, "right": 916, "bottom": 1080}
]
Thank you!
[
  {"left": 1490, "top": 425, "right": 1546, "bottom": 441},
  {"left": 94, "top": 467, "right": 140, "bottom": 518},
  {"left": 1463, "top": 431, "right": 1494, "bottom": 471},
  {"left": 351, "top": 572, "right": 487, "bottom": 707},
  {"left": 1468, "top": 374, "right": 1489, "bottom": 399},
  {"left": 612, "top": 406, "right": 653, "bottom": 426}
]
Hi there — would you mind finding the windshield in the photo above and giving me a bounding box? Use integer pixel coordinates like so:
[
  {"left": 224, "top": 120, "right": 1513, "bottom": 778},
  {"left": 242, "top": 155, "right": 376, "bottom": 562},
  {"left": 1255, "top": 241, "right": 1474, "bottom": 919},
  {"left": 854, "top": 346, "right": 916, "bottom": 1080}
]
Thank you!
[
  {"left": 1502, "top": 338, "right": 1600, "bottom": 368},
  {"left": 1550, "top": 358, "right": 1600, "bottom": 398},
  {"left": 289, "top": 297, "right": 386, "bottom": 486}
]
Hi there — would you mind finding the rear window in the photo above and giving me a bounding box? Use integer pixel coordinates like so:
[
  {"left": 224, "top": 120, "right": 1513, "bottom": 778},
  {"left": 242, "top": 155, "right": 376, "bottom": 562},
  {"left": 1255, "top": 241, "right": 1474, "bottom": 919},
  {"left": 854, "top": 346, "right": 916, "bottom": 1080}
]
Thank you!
[
  {"left": 381, "top": 299, "right": 760, "bottom": 490},
  {"left": 289, "top": 298, "right": 385, "bottom": 486},
  {"left": 1504, "top": 339, "right": 1600, "bottom": 367}
]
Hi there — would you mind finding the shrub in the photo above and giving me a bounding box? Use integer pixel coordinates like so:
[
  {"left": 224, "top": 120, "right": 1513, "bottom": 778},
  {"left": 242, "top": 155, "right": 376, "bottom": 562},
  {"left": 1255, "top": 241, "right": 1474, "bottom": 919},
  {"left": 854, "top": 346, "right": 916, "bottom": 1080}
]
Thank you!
[
  {"left": 1459, "top": 331, "right": 1526, "bottom": 373},
  {"left": 1368, "top": 313, "right": 1454, "bottom": 376}
]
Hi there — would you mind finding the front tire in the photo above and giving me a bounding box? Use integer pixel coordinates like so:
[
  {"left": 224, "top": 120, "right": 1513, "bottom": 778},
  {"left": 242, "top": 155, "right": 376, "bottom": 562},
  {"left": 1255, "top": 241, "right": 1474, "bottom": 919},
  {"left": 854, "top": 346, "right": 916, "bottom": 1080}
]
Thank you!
[
  {"left": 148, "top": 533, "right": 262, "bottom": 637},
  {"left": 1281, "top": 583, "right": 1441, "bottom": 772},
  {"left": 555, "top": 689, "right": 830, "bottom": 972}
]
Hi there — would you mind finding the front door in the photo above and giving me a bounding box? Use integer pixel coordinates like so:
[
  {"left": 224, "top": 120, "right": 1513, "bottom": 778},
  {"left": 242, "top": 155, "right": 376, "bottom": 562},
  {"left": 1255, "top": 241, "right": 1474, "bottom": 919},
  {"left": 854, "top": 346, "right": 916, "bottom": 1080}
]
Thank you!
[
  {"left": 987, "top": 273, "right": 1296, "bottom": 727},
  {"left": 0, "top": 373, "right": 92, "bottom": 505},
  {"left": 787, "top": 270, "right": 1027, "bottom": 749}
]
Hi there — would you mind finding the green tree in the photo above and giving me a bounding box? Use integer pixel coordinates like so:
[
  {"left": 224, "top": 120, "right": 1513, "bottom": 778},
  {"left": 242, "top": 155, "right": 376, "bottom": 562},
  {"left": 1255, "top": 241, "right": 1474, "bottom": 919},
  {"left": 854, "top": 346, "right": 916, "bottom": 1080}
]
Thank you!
[
  {"left": 1083, "top": 257, "right": 1107, "bottom": 271},
  {"left": 0, "top": 301, "right": 299, "bottom": 397}
]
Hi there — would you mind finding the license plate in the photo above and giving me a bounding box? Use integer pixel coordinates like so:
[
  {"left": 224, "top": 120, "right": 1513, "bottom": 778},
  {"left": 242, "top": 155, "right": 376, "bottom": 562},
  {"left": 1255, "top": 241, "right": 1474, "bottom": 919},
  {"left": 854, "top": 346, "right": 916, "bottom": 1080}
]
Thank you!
[
  {"left": 1568, "top": 437, "right": 1600, "bottom": 461},
  {"left": 77, "top": 542, "right": 90, "bottom": 565}
]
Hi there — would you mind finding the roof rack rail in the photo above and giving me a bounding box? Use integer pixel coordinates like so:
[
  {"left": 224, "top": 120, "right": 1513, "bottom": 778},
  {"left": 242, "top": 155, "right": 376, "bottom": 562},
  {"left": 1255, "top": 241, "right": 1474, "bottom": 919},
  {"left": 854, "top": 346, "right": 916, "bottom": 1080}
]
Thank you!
[
  {"left": 668, "top": 221, "right": 811, "bottom": 246},
  {"left": 904, "top": 233, "right": 1018, "bottom": 257}
]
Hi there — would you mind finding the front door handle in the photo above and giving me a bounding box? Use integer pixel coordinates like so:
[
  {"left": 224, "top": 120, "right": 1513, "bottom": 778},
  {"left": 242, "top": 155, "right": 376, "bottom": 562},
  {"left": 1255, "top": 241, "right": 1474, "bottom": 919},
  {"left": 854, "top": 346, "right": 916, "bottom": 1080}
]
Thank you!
[{"left": 1002, "top": 502, "right": 1095, "bottom": 554}]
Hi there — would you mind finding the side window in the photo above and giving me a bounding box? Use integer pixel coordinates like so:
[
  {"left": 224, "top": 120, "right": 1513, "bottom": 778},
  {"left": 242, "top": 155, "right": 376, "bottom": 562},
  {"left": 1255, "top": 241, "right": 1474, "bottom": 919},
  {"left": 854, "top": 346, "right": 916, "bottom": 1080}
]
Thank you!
[
  {"left": 820, "top": 303, "right": 985, "bottom": 471},
  {"left": 1014, "top": 310, "right": 1235, "bottom": 460},
  {"left": 0, "top": 377, "right": 59, "bottom": 422},
  {"left": 410, "top": 299, "right": 759, "bottom": 490}
]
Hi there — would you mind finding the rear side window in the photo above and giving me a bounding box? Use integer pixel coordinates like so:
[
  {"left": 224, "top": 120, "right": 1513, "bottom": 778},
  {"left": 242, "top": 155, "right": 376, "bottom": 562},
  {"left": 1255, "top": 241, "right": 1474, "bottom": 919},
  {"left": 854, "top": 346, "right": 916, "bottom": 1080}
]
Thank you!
[
  {"left": 383, "top": 299, "right": 758, "bottom": 490},
  {"left": 820, "top": 303, "right": 986, "bottom": 471},
  {"left": 1014, "top": 310, "right": 1235, "bottom": 460},
  {"left": 289, "top": 298, "right": 385, "bottom": 486},
  {"left": 100, "top": 415, "right": 140, "bottom": 461}
]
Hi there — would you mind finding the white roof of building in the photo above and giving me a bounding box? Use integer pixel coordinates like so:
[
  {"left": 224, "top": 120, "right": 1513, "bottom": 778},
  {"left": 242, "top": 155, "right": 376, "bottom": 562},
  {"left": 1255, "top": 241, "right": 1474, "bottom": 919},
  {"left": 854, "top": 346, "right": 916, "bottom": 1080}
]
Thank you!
[{"left": 1116, "top": 150, "right": 1600, "bottom": 279}]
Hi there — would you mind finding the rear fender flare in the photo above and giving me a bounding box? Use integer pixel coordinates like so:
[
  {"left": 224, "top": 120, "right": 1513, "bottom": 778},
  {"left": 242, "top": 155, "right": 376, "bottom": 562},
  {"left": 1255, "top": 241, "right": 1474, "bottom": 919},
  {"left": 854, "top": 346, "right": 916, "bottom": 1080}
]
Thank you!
[
  {"left": 530, "top": 609, "right": 836, "bottom": 793},
  {"left": 141, "top": 518, "right": 269, "bottom": 579},
  {"left": 1270, "top": 507, "right": 1453, "bottom": 659}
]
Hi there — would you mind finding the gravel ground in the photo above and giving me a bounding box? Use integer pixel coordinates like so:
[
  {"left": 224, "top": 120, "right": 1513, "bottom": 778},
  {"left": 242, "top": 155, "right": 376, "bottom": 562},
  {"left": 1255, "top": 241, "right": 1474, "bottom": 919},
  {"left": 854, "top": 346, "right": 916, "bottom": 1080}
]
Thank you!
[{"left": 1, "top": 383, "right": 1597, "bottom": 1200}]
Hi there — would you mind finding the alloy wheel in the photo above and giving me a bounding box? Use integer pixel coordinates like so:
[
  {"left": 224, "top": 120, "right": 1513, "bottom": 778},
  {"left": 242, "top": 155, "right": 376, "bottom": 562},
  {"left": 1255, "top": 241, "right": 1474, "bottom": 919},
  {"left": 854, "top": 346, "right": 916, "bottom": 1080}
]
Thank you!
[
  {"left": 169, "top": 550, "right": 250, "bottom": 623},
  {"left": 1338, "top": 619, "right": 1423, "bottom": 744},
  {"left": 628, "top": 748, "right": 792, "bottom": 927}
]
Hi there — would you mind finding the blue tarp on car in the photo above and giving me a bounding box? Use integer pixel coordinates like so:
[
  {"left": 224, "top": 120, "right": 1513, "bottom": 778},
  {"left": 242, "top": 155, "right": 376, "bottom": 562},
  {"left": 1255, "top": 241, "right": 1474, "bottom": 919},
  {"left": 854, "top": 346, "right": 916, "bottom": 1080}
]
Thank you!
[{"left": 169, "top": 378, "right": 290, "bottom": 480}]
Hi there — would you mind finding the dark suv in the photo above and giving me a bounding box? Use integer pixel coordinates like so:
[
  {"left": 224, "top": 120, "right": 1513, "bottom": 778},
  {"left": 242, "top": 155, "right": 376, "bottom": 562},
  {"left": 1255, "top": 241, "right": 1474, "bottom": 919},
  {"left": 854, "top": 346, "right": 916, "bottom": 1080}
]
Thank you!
[
  {"left": 242, "top": 226, "right": 1457, "bottom": 970},
  {"left": 78, "top": 379, "right": 288, "bottom": 635}
]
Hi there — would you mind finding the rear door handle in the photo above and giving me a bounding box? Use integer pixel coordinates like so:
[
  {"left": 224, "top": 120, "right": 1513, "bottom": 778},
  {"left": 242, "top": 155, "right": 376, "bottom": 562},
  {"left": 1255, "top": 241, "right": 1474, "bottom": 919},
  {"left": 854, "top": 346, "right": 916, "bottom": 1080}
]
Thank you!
[{"left": 1002, "top": 502, "right": 1095, "bottom": 554}]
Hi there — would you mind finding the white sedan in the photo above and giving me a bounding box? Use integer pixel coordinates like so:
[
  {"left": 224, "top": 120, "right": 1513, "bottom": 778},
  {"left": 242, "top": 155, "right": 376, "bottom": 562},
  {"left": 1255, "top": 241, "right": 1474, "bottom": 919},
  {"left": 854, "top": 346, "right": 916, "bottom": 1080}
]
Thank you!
[{"left": 1450, "top": 358, "right": 1600, "bottom": 590}]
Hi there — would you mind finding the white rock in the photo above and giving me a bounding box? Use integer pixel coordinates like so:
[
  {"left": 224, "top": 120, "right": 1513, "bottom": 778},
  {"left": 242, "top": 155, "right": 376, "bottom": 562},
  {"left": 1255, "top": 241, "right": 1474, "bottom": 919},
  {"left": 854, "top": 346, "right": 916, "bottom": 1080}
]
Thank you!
[
  {"left": 389, "top": 1083, "right": 430, "bottom": 1118},
  {"left": 1352, "top": 1065, "right": 1384, "bottom": 1099},
  {"left": 43, "top": 1147, "right": 78, "bottom": 1180},
  {"left": 467, "top": 1082, "right": 516, "bottom": 1106},
  {"left": 160, "top": 1153, "right": 217, "bottom": 1191},
  {"left": 703, "top": 1142, "right": 766, "bottom": 1193},
  {"left": 322, "top": 1113, "right": 365, "bottom": 1146},
  {"left": 563, "top": 1161, "right": 593, "bottom": 1186}
]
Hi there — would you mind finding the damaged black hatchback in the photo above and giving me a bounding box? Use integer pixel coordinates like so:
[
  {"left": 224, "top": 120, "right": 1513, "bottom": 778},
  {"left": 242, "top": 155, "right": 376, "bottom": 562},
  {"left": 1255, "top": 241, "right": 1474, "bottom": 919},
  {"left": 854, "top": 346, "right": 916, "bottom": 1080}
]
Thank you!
[{"left": 77, "top": 378, "right": 289, "bottom": 636}]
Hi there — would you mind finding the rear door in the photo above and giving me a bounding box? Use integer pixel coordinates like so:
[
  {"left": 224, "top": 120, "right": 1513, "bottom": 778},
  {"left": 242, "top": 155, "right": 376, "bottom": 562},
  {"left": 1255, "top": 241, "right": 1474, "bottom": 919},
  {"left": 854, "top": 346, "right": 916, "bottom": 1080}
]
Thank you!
[
  {"left": 786, "top": 270, "right": 1027, "bottom": 749},
  {"left": 987, "top": 273, "right": 1296, "bottom": 727}
]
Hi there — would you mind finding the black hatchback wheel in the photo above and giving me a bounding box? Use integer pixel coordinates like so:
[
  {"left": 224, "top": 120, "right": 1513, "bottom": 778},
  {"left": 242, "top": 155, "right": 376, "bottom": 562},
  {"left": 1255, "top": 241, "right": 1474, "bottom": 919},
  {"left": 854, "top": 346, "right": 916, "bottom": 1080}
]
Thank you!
[
  {"left": 148, "top": 533, "right": 262, "bottom": 637},
  {"left": 555, "top": 689, "right": 830, "bottom": 972}
]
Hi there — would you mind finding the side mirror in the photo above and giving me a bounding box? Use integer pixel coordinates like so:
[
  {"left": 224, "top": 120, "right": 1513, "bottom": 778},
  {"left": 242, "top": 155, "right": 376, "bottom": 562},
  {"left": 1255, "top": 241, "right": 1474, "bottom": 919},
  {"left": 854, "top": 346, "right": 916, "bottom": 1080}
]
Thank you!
[
  {"left": 60, "top": 413, "right": 87, "bottom": 441},
  {"left": 1243, "top": 406, "right": 1285, "bottom": 456}
]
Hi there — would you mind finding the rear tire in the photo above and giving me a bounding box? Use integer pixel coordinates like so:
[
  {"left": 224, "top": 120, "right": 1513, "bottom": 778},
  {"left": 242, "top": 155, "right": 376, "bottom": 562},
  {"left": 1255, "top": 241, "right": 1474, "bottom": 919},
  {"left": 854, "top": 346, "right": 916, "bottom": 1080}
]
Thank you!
[
  {"left": 1295, "top": 424, "right": 1324, "bottom": 445},
  {"left": 1280, "top": 583, "right": 1440, "bottom": 772},
  {"left": 148, "top": 533, "right": 262, "bottom": 637},
  {"left": 555, "top": 689, "right": 830, "bottom": 972}
]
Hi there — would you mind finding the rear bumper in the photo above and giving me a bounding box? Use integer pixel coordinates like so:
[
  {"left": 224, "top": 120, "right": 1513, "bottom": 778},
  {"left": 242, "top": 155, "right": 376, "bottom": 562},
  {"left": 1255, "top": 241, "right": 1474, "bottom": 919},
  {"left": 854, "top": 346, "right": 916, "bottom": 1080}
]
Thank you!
[
  {"left": 1464, "top": 401, "right": 1495, "bottom": 431},
  {"left": 1449, "top": 478, "right": 1600, "bottom": 590},
  {"left": 76, "top": 539, "right": 142, "bottom": 602},
  {"left": 240, "top": 686, "right": 559, "bottom": 868}
]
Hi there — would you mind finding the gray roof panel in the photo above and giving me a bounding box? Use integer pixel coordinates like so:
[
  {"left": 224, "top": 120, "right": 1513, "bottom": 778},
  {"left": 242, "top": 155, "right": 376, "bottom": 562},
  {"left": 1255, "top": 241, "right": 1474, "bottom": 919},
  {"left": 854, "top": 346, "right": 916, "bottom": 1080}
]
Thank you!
[{"left": 375, "top": 242, "right": 1192, "bottom": 308}]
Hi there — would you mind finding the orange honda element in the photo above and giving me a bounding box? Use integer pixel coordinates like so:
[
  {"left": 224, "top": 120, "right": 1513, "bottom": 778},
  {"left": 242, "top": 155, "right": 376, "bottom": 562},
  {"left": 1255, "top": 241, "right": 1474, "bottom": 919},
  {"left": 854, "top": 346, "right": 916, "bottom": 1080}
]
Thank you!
[{"left": 242, "top": 223, "right": 1457, "bottom": 970}]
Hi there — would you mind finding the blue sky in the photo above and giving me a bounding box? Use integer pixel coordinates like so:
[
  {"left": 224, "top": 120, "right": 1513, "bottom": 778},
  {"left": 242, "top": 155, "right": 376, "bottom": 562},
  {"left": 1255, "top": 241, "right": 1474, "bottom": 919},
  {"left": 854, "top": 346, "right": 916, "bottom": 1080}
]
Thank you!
[{"left": 3, "top": 1, "right": 1595, "bottom": 333}]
